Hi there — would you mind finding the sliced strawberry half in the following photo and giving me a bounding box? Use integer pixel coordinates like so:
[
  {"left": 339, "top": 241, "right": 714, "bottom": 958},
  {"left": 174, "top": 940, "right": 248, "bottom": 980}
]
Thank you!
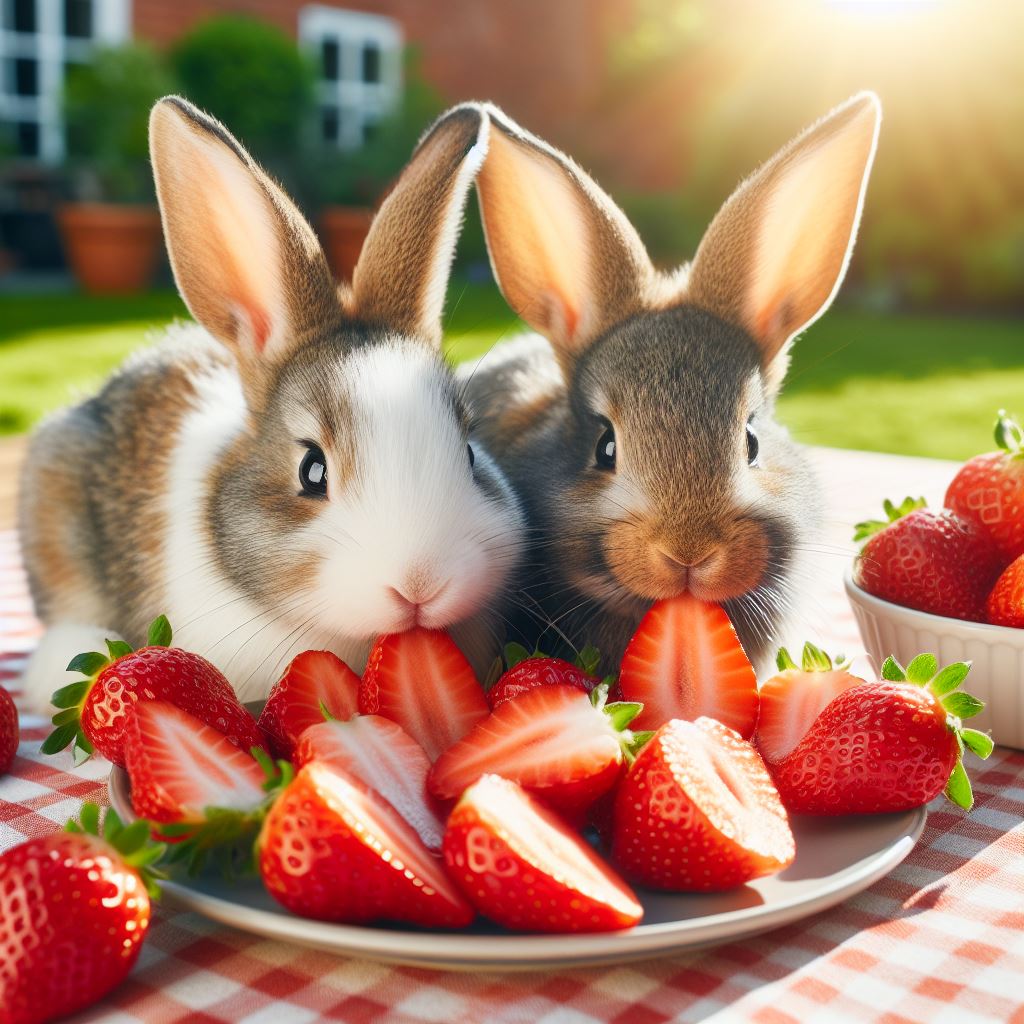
[
  {"left": 258, "top": 761, "right": 473, "bottom": 927},
  {"left": 359, "top": 628, "right": 488, "bottom": 761},
  {"left": 295, "top": 716, "right": 443, "bottom": 852},
  {"left": 444, "top": 774, "right": 643, "bottom": 933},
  {"left": 124, "top": 701, "right": 267, "bottom": 824},
  {"left": 754, "top": 643, "right": 867, "bottom": 764},
  {"left": 618, "top": 594, "right": 758, "bottom": 736},
  {"left": 612, "top": 717, "right": 795, "bottom": 891},
  {"left": 428, "top": 683, "right": 648, "bottom": 820},
  {"left": 257, "top": 650, "right": 360, "bottom": 759}
]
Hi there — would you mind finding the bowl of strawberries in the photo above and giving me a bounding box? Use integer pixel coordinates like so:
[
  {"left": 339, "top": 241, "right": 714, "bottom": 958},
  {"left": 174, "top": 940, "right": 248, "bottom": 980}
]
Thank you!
[{"left": 845, "top": 411, "right": 1024, "bottom": 749}]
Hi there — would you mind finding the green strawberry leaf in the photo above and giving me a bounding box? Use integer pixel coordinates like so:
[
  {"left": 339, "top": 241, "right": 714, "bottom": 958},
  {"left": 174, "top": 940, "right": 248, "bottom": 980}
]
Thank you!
[
  {"left": 930, "top": 661, "right": 971, "bottom": 697},
  {"left": 994, "top": 409, "right": 1024, "bottom": 456},
  {"left": 776, "top": 647, "right": 799, "bottom": 672},
  {"left": 942, "top": 691, "right": 985, "bottom": 720},
  {"left": 944, "top": 759, "right": 974, "bottom": 810},
  {"left": 79, "top": 802, "right": 100, "bottom": 836},
  {"left": 961, "top": 728, "right": 995, "bottom": 759},
  {"left": 318, "top": 699, "right": 336, "bottom": 722},
  {"left": 50, "top": 679, "right": 90, "bottom": 709},
  {"left": 147, "top": 615, "right": 173, "bottom": 648},
  {"left": 880, "top": 656, "right": 907, "bottom": 682},
  {"left": 575, "top": 645, "right": 601, "bottom": 677},
  {"left": 40, "top": 722, "right": 77, "bottom": 755},
  {"left": 853, "top": 496, "right": 927, "bottom": 543},
  {"left": 105, "top": 639, "right": 133, "bottom": 660},
  {"left": 50, "top": 707, "right": 80, "bottom": 728},
  {"left": 905, "top": 653, "right": 939, "bottom": 686},
  {"left": 605, "top": 701, "right": 643, "bottom": 731},
  {"left": 66, "top": 651, "right": 109, "bottom": 677},
  {"left": 503, "top": 642, "right": 532, "bottom": 670},
  {"left": 801, "top": 642, "right": 833, "bottom": 672}
]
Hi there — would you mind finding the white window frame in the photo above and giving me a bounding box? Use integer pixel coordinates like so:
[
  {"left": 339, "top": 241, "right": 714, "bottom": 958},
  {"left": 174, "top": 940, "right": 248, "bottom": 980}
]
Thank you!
[
  {"left": 299, "top": 4, "right": 402, "bottom": 150},
  {"left": 0, "top": 0, "right": 131, "bottom": 162}
]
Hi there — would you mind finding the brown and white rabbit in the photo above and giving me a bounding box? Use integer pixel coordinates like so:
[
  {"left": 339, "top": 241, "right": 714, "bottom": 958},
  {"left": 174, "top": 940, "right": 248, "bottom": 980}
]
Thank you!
[
  {"left": 460, "top": 94, "right": 881, "bottom": 673},
  {"left": 18, "top": 97, "right": 523, "bottom": 708}
]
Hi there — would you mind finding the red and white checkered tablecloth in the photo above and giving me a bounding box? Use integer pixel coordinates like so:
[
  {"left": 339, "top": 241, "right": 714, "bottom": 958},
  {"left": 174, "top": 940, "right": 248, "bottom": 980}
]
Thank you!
[{"left": 2, "top": 448, "right": 1024, "bottom": 1024}]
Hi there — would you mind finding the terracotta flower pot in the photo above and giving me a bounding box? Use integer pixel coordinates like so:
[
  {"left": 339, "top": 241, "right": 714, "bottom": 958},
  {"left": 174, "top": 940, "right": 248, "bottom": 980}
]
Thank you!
[
  {"left": 57, "top": 203, "right": 162, "bottom": 295},
  {"left": 319, "top": 206, "right": 374, "bottom": 283}
]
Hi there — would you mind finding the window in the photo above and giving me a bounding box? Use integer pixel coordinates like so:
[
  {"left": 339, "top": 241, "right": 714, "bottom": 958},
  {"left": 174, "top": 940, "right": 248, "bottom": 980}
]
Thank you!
[
  {"left": 299, "top": 5, "right": 402, "bottom": 150},
  {"left": 0, "top": 0, "right": 130, "bottom": 161}
]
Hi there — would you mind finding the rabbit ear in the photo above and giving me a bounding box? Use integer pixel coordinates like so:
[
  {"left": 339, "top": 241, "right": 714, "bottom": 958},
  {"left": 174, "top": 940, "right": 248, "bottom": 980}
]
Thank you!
[
  {"left": 474, "top": 104, "right": 655, "bottom": 367},
  {"left": 688, "top": 92, "right": 881, "bottom": 369},
  {"left": 150, "top": 96, "right": 341, "bottom": 366},
  {"left": 350, "top": 104, "right": 488, "bottom": 350}
]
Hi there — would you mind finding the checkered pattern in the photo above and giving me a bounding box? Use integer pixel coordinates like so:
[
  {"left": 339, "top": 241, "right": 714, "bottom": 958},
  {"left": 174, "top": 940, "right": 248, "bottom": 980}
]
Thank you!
[{"left": 2, "top": 521, "right": 1023, "bottom": 1024}]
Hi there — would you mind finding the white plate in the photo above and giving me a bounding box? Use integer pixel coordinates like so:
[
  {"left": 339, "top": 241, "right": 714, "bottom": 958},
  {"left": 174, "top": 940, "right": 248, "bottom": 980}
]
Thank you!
[{"left": 109, "top": 767, "right": 925, "bottom": 970}]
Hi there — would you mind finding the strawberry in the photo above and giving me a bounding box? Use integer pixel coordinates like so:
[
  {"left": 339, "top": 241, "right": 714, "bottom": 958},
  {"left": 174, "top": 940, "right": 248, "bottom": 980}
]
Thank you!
[
  {"left": 0, "top": 803, "right": 165, "bottom": 1024},
  {"left": 769, "top": 654, "right": 994, "bottom": 815},
  {"left": 41, "top": 615, "right": 263, "bottom": 767},
  {"left": 853, "top": 497, "right": 1002, "bottom": 621},
  {"left": 985, "top": 553, "right": 1024, "bottom": 627},
  {"left": 257, "top": 649, "right": 360, "bottom": 759},
  {"left": 295, "top": 715, "right": 443, "bottom": 852},
  {"left": 428, "top": 683, "right": 649, "bottom": 819},
  {"left": 124, "top": 701, "right": 267, "bottom": 823},
  {"left": 617, "top": 594, "right": 758, "bottom": 736},
  {"left": 754, "top": 643, "right": 867, "bottom": 764},
  {"left": 359, "top": 627, "right": 488, "bottom": 761},
  {"left": 611, "top": 717, "right": 795, "bottom": 891},
  {"left": 945, "top": 410, "right": 1024, "bottom": 563},
  {"left": 257, "top": 761, "right": 473, "bottom": 927},
  {"left": 486, "top": 643, "right": 600, "bottom": 710},
  {"left": 444, "top": 774, "right": 643, "bottom": 933},
  {"left": 0, "top": 685, "right": 17, "bottom": 775},
  {"left": 123, "top": 701, "right": 281, "bottom": 874}
]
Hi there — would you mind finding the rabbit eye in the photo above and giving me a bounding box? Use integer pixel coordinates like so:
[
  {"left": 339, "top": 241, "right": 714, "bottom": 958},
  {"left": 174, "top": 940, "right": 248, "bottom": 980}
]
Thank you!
[
  {"left": 746, "top": 421, "right": 760, "bottom": 467},
  {"left": 595, "top": 425, "right": 616, "bottom": 470},
  {"left": 467, "top": 443, "right": 475, "bottom": 470},
  {"left": 299, "top": 444, "right": 328, "bottom": 497}
]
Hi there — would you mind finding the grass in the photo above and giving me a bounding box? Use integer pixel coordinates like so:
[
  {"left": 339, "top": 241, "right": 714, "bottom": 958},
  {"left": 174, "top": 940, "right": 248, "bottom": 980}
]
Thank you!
[{"left": 0, "top": 284, "right": 1019, "bottom": 459}]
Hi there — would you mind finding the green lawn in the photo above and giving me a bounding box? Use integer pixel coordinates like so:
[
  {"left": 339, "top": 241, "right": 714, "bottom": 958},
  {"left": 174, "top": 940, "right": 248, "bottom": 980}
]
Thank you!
[{"left": 0, "top": 285, "right": 1020, "bottom": 459}]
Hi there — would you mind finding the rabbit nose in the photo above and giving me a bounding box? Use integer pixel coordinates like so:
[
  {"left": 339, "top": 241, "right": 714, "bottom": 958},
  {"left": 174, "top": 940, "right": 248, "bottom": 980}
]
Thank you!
[
  {"left": 393, "top": 573, "right": 451, "bottom": 608},
  {"left": 652, "top": 545, "right": 719, "bottom": 586}
]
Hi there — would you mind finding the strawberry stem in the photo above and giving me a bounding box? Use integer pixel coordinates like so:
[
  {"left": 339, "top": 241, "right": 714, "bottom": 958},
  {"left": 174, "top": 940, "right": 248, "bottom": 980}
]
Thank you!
[
  {"left": 853, "top": 496, "right": 927, "bottom": 544},
  {"left": 994, "top": 409, "right": 1024, "bottom": 457},
  {"left": 879, "top": 653, "right": 991, "bottom": 811},
  {"left": 66, "top": 802, "right": 168, "bottom": 899},
  {"left": 41, "top": 614, "right": 173, "bottom": 763}
]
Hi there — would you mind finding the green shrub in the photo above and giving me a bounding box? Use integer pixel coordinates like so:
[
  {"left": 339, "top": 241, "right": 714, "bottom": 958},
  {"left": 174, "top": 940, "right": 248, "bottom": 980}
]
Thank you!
[
  {"left": 172, "top": 15, "right": 314, "bottom": 164},
  {"left": 63, "top": 44, "right": 174, "bottom": 202}
]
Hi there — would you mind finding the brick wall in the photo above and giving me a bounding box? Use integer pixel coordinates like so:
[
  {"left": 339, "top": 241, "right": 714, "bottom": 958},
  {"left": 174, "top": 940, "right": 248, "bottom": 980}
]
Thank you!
[{"left": 133, "top": 0, "right": 625, "bottom": 154}]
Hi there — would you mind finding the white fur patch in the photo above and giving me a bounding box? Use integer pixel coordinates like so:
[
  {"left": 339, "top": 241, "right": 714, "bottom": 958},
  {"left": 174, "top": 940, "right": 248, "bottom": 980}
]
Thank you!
[
  {"left": 21, "top": 624, "right": 122, "bottom": 712},
  {"left": 299, "top": 339, "right": 522, "bottom": 640}
]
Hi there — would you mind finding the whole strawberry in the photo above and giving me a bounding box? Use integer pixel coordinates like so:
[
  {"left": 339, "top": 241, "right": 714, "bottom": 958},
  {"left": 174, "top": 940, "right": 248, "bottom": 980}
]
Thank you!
[
  {"left": 0, "top": 804, "right": 164, "bottom": 1024},
  {"left": 486, "top": 644, "right": 600, "bottom": 710},
  {"left": 985, "top": 553, "right": 1024, "bottom": 628},
  {"left": 770, "top": 654, "right": 994, "bottom": 814},
  {"left": 41, "top": 615, "right": 264, "bottom": 767},
  {"left": 853, "top": 497, "right": 1002, "bottom": 621},
  {"left": 0, "top": 685, "right": 17, "bottom": 775},
  {"left": 946, "top": 410, "right": 1024, "bottom": 563}
]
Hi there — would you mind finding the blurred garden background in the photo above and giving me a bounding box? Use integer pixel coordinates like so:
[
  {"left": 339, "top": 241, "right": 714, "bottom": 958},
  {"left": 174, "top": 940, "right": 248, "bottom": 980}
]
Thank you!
[{"left": 0, "top": 0, "right": 1022, "bottom": 489}]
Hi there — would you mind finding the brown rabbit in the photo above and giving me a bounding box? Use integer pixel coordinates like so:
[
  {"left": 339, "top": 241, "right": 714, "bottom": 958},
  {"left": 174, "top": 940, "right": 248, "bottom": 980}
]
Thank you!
[
  {"left": 18, "top": 98, "right": 523, "bottom": 708},
  {"left": 460, "top": 94, "right": 881, "bottom": 672}
]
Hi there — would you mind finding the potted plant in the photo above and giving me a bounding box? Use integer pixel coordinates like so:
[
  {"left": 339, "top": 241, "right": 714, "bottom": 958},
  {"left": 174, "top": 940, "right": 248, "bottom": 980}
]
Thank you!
[
  {"left": 314, "top": 56, "right": 445, "bottom": 282},
  {"left": 59, "top": 44, "right": 173, "bottom": 294}
]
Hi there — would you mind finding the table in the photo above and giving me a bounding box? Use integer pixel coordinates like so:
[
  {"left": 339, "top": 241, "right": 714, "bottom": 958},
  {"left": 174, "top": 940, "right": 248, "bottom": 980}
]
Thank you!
[{"left": 2, "top": 448, "right": 1023, "bottom": 1024}]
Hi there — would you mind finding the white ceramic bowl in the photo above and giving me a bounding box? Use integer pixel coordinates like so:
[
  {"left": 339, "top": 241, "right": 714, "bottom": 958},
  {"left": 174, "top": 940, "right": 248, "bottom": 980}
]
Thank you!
[{"left": 844, "top": 570, "right": 1024, "bottom": 750}]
